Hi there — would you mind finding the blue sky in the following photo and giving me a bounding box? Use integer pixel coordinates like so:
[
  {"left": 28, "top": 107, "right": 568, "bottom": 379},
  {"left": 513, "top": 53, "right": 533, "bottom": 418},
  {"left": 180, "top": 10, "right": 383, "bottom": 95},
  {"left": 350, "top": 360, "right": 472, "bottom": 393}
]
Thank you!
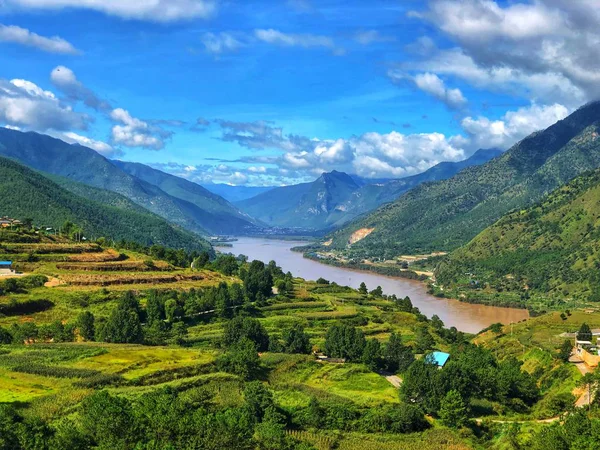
[{"left": 0, "top": 0, "right": 598, "bottom": 185}]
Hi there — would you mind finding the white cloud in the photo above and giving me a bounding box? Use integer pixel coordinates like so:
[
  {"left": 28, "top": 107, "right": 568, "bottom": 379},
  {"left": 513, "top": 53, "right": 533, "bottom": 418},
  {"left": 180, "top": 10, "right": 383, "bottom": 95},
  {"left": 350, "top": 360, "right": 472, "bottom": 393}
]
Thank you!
[
  {"left": 409, "top": 0, "right": 600, "bottom": 104},
  {"left": 461, "top": 103, "right": 570, "bottom": 149},
  {"left": 353, "top": 30, "right": 394, "bottom": 45},
  {"left": 255, "top": 29, "right": 339, "bottom": 52},
  {"left": 51, "top": 65, "right": 110, "bottom": 111},
  {"left": 412, "top": 72, "right": 467, "bottom": 109},
  {"left": 58, "top": 131, "right": 118, "bottom": 156},
  {"left": 0, "top": 24, "right": 79, "bottom": 54},
  {"left": 4, "top": 0, "right": 216, "bottom": 22},
  {"left": 200, "top": 32, "right": 243, "bottom": 54},
  {"left": 0, "top": 78, "right": 88, "bottom": 131},
  {"left": 110, "top": 108, "right": 165, "bottom": 150}
]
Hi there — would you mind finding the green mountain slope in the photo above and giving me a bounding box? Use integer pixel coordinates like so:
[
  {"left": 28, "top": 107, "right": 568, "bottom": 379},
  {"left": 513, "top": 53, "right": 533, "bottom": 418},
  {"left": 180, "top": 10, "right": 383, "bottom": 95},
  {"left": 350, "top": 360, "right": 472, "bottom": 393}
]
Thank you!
[
  {"left": 0, "top": 128, "right": 254, "bottom": 235},
  {"left": 438, "top": 169, "right": 600, "bottom": 300},
  {"left": 0, "top": 157, "right": 211, "bottom": 251},
  {"left": 329, "top": 102, "right": 600, "bottom": 258},
  {"left": 112, "top": 160, "right": 260, "bottom": 234}
]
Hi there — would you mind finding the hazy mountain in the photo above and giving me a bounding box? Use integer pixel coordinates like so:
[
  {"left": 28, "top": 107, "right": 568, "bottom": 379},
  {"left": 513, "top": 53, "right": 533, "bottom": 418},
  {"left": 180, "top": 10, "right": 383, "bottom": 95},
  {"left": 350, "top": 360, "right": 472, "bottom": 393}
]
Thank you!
[
  {"left": 202, "top": 183, "right": 274, "bottom": 202},
  {"left": 0, "top": 128, "right": 255, "bottom": 236},
  {"left": 329, "top": 102, "right": 600, "bottom": 257},
  {"left": 236, "top": 149, "right": 502, "bottom": 231},
  {"left": 0, "top": 157, "right": 211, "bottom": 251},
  {"left": 236, "top": 170, "right": 361, "bottom": 230},
  {"left": 112, "top": 160, "right": 261, "bottom": 234}
]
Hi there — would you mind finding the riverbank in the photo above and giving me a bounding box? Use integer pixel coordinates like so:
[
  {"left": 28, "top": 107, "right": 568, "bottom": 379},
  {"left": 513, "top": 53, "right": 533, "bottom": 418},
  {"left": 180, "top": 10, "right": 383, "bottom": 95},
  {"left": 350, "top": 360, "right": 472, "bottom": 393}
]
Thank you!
[{"left": 224, "top": 237, "right": 530, "bottom": 333}]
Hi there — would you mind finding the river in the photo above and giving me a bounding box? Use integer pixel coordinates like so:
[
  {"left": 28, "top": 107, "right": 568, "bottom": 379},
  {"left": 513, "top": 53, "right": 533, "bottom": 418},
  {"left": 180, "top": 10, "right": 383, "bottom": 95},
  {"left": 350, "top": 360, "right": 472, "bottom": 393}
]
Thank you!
[{"left": 220, "top": 237, "right": 529, "bottom": 334}]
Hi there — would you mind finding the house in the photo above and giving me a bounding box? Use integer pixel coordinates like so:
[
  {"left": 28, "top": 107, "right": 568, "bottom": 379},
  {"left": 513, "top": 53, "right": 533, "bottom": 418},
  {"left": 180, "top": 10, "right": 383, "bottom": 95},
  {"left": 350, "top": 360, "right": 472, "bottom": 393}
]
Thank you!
[
  {"left": 0, "top": 261, "right": 13, "bottom": 275},
  {"left": 428, "top": 351, "right": 450, "bottom": 368}
]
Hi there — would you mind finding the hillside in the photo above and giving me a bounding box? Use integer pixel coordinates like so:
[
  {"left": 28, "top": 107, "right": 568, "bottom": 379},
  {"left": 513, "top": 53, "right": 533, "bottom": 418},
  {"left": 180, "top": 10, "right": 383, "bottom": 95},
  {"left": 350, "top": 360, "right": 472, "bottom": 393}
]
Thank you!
[
  {"left": 202, "top": 183, "right": 274, "bottom": 202},
  {"left": 329, "top": 102, "right": 600, "bottom": 258},
  {"left": 0, "top": 157, "right": 211, "bottom": 251},
  {"left": 236, "top": 150, "right": 501, "bottom": 231},
  {"left": 112, "top": 160, "right": 261, "bottom": 234},
  {"left": 0, "top": 128, "right": 254, "bottom": 235},
  {"left": 437, "top": 169, "right": 600, "bottom": 300},
  {"left": 236, "top": 170, "right": 361, "bottom": 230}
]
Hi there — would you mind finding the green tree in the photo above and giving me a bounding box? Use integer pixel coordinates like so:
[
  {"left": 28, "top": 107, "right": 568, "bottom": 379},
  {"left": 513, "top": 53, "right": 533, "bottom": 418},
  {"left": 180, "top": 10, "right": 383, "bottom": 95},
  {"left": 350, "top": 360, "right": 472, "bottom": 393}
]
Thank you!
[
  {"left": 439, "top": 390, "right": 468, "bottom": 428},
  {"left": 280, "top": 323, "right": 310, "bottom": 354},
  {"left": 384, "top": 332, "right": 414, "bottom": 373},
  {"left": 0, "top": 326, "right": 12, "bottom": 344},
  {"left": 164, "top": 298, "right": 180, "bottom": 322},
  {"left": 243, "top": 381, "right": 274, "bottom": 423},
  {"left": 217, "top": 337, "right": 261, "bottom": 380},
  {"left": 362, "top": 338, "right": 382, "bottom": 371},
  {"left": 369, "top": 286, "right": 383, "bottom": 297},
  {"left": 577, "top": 323, "right": 593, "bottom": 341},
  {"left": 324, "top": 324, "right": 366, "bottom": 362},
  {"left": 557, "top": 339, "right": 572, "bottom": 362},
  {"left": 415, "top": 327, "right": 435, "bottom": 353},
  {"left": 100, "top": 293, "right": 143, "bottom": 344},
  {"left": 223, "top": 316, "right": 270, "bottom": 351},
  {"left": 358, "top": 282, "right": 368, "bottom": 295},
  {"left": 76, "top": 311, "right": 95, "bottom": 341},
  {"left": 193, "top": 251, "right": 211, "bottom": 269}
]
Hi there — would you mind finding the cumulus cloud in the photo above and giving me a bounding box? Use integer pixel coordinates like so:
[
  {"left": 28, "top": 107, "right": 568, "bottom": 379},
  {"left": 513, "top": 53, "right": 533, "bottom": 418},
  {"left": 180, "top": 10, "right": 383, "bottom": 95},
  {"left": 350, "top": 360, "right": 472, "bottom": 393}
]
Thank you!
[
  {"left": 110, "top": 108, "right": 167, "bottom": 150},
  {"left": 200, "top": 32, "right": 243, "bottom": 54},
  {"left": 461, "top": 103, "right": 570, "bottom": 149},
  {"left": 408, "top": 0, "right": 600, "bottom": 104},
  {"left": 4, "top": 0, "right": 216, "bottom": 22},
  {"left": 56, "top": 131, "right": 120, "bottom": 157},
  {"left": 50, "top": 66, "right": 110, "bottom": 111},
  {"left": 412, "top": 73, "right": 467, "bottom": 109},
  {"left": 0, "top": 24, "right": 79, "bottom": 54},
  {"left": 0, "top": 78, "right": 89, "bottom": 131}
]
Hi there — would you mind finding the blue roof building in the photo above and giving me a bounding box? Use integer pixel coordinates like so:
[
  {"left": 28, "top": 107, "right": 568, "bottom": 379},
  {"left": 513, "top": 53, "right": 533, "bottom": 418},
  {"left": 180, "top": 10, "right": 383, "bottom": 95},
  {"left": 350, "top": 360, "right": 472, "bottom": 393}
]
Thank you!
[
  {"left": 0, "top": 261, "right": 12, "bottom": 267},
  {"left": 428, "top": 351, "right": 450, "bottom": 368}
]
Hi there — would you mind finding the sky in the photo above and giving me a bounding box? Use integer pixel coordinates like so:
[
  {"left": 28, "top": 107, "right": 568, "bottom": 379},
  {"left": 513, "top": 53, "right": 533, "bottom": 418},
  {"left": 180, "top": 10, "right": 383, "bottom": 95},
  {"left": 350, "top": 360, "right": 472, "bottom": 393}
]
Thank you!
[{"left": 0, "top": 0, "right": 599, "bottom": 186}]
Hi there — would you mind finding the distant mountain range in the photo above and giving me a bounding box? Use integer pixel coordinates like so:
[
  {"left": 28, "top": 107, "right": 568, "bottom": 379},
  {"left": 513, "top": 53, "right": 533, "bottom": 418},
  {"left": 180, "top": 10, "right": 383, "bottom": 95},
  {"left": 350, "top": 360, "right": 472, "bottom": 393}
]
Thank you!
[
  {"left": 0, "top": 156, "right": 210, "bottom": 251},
  {"left": 0, "top": 128, "right": 257, "bottom": 236},
  {"left": 328, "top": 101, "right": 600, "bottom": 257},
  {"left": 235, "top": 149, "right": 502, "bottom": 231},
  {"left": 202, "top": 183, "right": 274, "bottom": 203}
]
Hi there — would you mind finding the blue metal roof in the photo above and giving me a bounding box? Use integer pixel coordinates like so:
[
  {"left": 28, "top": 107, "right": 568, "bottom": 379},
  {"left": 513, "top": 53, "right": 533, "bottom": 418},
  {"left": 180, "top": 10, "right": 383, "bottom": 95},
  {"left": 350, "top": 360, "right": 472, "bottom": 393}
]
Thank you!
[
  {"left": 429, "top": 351, "right": 450, "bottom": 367},
  {"left": 0, "top": 261, "right": 12, "bottom": 265}
]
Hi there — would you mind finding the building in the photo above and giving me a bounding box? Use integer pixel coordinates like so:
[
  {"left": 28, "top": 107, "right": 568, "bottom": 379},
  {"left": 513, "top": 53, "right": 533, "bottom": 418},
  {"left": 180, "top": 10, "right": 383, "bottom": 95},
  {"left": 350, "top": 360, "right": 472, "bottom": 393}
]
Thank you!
[
  {"left": 0, "top": 261, "right": 13, "bottom": 275},
  {"left": 428, "top": 351, "right": 450, "bottom": 368}
]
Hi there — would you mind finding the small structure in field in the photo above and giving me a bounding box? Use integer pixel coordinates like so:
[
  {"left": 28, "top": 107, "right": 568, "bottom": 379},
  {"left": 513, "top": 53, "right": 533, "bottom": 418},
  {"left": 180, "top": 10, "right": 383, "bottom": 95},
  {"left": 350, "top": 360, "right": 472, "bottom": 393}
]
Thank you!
[{"left": 0, "top": 261, "right": 14, "bottom": 275}]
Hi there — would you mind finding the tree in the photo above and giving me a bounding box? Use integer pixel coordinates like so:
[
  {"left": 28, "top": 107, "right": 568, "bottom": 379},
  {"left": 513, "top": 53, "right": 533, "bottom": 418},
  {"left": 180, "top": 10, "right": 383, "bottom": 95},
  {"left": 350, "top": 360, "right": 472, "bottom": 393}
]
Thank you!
[
  {"left": 415, "top": 327, "right": 435, "bottom": 353},
  {"left": 244, "top": 260, "right": 273, "bottom": 302},
  {"left": 145, "top": 291, "right": 165, "bottom": 325},
  {"left": 281, "top": 324, "right": 311, "bottom": 354},
  {"left": 223, "top": 316, "right": 270, "bottom": 351},
  {"left": 76, "top": 311, "right": 95, "bottom": 341},
  {"left": 316, "top": 277, "right": 329, "bottom": 285},
  {"left": 324, "top": 324, "right": 366, "bottom": 362},
  {"left": 358, "top": 282, "right": 368, "bottom": 295},
  {"left": 369, "top": 286, "right": 383, "bottom": 297},
  {"left": 577, "top": 323, "right": 592, "bottom": 342},
  {"left": 217, "top": 338, "right": 261, "bottom": 380},
  {"left": 100, "top": 293, "right": 143, "bottom": 344},
  {"left": 384, "top": 332, "right": 414, "bottom": 373},
  {"left": 362, "top": 339, "right": 382, "bottom": 371},
  {"left": 558, "top": 340, "right": 572, "bottom": 362},
  {"left": 439, "top": 390, "right": 468, "bottom": 428},
  {"left": 80, "top": 391, "right": 138, "bottom": 448},
  {"left": 400, "top": 359, "right": 442, "bottom": 414},
  {"left": 0, "top": 326, "right": 12, "bottom": 344},
  {"left": 164, "top": 298, "right": 180, "bottom": 322},
  {"left": 243, "top": 381, "right": 274, "bottom": 423},
  {"left": 193, "top": 251, "right": 211, "bottom": 269},
  {"left": 431, "top": 315, "right": 444, "bottom": 330}
]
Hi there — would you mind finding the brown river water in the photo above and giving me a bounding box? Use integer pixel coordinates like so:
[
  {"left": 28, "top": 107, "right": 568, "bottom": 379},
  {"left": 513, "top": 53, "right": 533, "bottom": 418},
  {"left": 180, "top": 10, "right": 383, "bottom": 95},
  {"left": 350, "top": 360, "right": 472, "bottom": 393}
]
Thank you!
[{"left": 220, "top": 237, "right": 529, "bottom": 334}]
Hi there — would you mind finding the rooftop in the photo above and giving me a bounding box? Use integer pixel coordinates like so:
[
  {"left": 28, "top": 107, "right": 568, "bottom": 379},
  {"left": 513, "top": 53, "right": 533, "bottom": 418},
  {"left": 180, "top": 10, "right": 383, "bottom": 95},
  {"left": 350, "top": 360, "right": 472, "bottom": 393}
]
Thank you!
[{"left": 429, "top": 351, "right": 450, "bottom": 367}]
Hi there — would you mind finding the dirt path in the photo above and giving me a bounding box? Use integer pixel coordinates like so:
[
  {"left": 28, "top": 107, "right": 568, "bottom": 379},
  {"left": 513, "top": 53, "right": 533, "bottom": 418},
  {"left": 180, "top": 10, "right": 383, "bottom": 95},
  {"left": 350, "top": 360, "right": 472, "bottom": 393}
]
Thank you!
[
  {"left": 570, "top": 349, "right": 593, "bottom": 408},
  {"left": 385, "top": 375, "right": 402, "bottom": 388},
  {"left": 44, "top": 277, "right": 64, "bottom": 287}
]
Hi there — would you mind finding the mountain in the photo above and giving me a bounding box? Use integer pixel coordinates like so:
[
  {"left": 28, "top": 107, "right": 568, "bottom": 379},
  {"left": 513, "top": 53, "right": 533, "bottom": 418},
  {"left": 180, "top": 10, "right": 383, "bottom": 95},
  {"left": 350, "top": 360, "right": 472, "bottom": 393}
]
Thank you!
[
  {"left": 0, "top": 128, "right": 255, "bottom": 236},
  {"left": 112, "top": 160, "right": 261, "bottom": 234},
  {"left": 333, "top": 148, "right": 503, "bottom": 226},
  {"left": 329, "top": 102, "right": 600, "bottom": 257},
  {"left": 236, "top": 149, "right": 502, "bottom": 231},
  {"left": 202, "top": 183, "right": 274, "bottom": 202},
  {"left": 438, "top": 169, "right": 600, "bottom": 299},
  {"left": 236, "top": 170, "right": 361, "bottom": 230},
  {"left": 0, "top": 157, "right": 211, "bottom": 251}
]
